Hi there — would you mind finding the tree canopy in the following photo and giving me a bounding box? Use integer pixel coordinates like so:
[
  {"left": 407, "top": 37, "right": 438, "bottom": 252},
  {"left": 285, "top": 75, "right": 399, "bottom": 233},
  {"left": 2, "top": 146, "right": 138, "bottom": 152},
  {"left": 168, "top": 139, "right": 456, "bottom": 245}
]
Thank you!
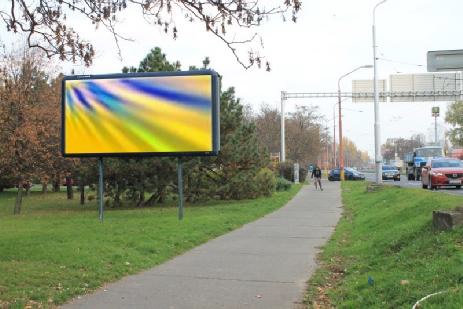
[
  {"left": 1, "top": 0, "right": 302, "bottom": 69},
  {"left": 446, "top": 100, "right": 463, "bottom": 146},
  {"left": 0, "top": 45, "right": 278, "bottom": 213},
  {"left": 253, "top": 105, "right": 325, "bottom": 167},
  {"left": 381, "top": 137, "right": 424, "bottom": 162}
]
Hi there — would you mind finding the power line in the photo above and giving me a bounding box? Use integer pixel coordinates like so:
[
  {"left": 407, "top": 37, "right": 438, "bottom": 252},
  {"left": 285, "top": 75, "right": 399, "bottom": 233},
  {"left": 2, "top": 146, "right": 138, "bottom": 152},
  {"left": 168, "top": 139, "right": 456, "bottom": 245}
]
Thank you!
[{"left": 377, "top": 57, "right": 424, "bottom": 67}]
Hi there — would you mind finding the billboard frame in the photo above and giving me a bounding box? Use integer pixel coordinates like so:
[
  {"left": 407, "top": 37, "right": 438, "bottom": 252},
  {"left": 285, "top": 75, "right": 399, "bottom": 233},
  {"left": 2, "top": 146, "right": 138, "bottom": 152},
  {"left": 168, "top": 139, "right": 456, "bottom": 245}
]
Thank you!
[{"left": 61, "top": 70, "right": 220, "bottom": 158}]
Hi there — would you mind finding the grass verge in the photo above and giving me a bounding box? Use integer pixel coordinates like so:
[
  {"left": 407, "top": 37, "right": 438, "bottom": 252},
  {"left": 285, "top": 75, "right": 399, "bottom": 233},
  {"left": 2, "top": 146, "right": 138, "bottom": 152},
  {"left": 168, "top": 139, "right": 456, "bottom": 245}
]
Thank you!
[
  {"left": 0, "top": 184, "right": 301, "bottom": 308},
  {"left": 305, "top": 181, "right": 463, "bottom": 308}
]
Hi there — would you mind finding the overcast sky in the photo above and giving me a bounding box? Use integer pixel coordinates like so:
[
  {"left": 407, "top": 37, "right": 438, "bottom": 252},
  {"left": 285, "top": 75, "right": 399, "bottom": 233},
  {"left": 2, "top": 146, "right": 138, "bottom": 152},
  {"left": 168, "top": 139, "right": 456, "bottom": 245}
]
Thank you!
[{"left": 3, "top": 0, "right": 463, "bottom": 157}]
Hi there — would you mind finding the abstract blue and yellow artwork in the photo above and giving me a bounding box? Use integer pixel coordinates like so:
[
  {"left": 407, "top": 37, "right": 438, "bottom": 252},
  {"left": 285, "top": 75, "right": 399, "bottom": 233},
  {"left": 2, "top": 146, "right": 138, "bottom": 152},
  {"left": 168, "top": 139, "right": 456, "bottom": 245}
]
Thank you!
[{"left": 62, "top": 72, "right": 219, "bottom": 156}]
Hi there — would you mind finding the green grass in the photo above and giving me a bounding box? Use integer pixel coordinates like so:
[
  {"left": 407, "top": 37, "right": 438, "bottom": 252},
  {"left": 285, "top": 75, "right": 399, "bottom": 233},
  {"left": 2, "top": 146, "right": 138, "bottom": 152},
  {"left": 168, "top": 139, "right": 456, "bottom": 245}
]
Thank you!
[
  {"left": 0, "top": 185, "right": 301, "bottom": 308},
  {"left": 305, "top": 182, "right": 463, "bottom": 308}
]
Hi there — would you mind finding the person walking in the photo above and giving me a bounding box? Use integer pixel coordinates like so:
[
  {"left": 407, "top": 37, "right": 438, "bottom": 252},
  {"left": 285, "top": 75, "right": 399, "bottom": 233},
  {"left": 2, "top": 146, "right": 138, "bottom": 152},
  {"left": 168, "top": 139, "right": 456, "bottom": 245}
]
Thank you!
[{"left": 311, "top": 165, "right": 323, "bottom": 191}]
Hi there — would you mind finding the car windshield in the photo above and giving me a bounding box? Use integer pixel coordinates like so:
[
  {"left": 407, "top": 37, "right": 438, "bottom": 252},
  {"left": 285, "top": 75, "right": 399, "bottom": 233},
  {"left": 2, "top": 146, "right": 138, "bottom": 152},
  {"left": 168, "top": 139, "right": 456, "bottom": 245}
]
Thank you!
[
  {"left": 431, "top": 160, "right": 463, "bottom": 168},
  {"left": 416, "top": 148, "right": 443, "bottom": 157},
  {"left": 382, "top": 166, "right": 397, "bottom": 171}
]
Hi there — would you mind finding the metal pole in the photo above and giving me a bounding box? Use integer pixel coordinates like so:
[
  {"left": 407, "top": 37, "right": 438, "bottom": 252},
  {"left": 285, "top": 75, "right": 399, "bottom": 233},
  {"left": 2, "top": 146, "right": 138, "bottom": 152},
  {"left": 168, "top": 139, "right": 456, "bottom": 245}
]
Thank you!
[
  {"left": 280, "top": 91, "right": 286, "bottom": 162},
  {"left": 373, "top": 0, "right": 387, "bottom": 184},
  {"left": 333, "top": 103, "right": 336, "bottom": 167},
  {"left": 98, "top": 157, "right": 104, "bottom": 222},
  {"left": 177, "top": 158, "right": 184, "bottom": 220},
  {"left": 338, "top": 88, "right": 344, "bottom": 181},
  {"left": 325, "top": 122, "right": 329, "bottom": 171},
  {"left": 435, "top": 115, "right": 438, "bottom": 145},
  {"left": 337, "top": 65, "right": 372, "bottom": 180}
]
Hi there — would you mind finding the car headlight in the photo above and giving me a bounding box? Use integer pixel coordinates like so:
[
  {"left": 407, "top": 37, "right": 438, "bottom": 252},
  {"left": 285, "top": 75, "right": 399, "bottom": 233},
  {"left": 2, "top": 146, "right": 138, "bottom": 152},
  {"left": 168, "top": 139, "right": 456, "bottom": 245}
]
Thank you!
[{"left": 431, "top": 172, "right": 444, "bottom": 176}]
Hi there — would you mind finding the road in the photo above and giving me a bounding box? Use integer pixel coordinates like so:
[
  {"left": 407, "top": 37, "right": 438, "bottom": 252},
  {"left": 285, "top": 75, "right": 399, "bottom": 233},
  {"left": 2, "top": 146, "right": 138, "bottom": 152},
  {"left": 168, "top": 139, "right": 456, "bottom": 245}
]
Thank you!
[{"left": 362, "top": 172, "right": 463, "bottom": 196}]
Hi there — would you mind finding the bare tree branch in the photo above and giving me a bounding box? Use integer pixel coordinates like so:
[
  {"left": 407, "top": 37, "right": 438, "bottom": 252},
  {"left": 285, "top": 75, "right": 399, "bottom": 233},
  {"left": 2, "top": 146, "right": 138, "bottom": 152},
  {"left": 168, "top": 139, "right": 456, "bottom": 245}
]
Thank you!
[{"left": 0, "top": 0, "right": 301, "bottom": 68}]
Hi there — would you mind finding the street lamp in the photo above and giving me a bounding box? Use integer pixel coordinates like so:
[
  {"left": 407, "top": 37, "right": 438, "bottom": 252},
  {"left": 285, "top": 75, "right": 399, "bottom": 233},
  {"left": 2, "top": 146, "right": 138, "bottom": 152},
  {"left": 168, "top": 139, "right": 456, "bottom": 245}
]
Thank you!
[
  {"left": 338, "top": 65, "right": 373, "bottom": 181},
  {"left": 280, "top": 91, "right": 286, "bottom": 162},
  {"left": 332, "top": 103, "right": 364, "bottom": 169},
  {"left": 333, "top": 102, "right": 337, "bottom": 168},
  {"left": 373, "top": 0, "right": 388, "bottom": 184}
]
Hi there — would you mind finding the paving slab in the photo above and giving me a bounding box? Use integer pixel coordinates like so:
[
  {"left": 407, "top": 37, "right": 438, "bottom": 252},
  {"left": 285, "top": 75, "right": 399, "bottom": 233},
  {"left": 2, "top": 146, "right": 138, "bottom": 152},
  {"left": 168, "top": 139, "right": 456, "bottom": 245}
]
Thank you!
[{"left": 63, "top": 180, "right": 342, "bottom": 309}]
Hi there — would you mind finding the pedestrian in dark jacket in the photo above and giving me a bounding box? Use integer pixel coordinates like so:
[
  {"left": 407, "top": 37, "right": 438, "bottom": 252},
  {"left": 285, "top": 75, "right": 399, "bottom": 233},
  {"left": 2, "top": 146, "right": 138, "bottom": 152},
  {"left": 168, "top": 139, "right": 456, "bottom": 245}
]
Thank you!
[{"left": 311, "top": 166, "right": 323, "bottom": 191}]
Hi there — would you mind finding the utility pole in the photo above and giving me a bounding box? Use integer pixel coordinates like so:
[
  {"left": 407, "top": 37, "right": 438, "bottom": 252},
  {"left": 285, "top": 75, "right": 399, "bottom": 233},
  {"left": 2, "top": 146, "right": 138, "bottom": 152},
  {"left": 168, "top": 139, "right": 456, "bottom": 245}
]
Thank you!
[
  {"left": 333, "top": 103, "right": 336, "bottom": 167},
  {"left": 373, "top": 0, "right": 387, "bottom": 184},
  {"left": 280, "top": 91, "right": 286, "bottom": 162},
  {"left": 326, "top": 123, "right": 329, "bottom": 171},
  {"left": 338, "top": 65, "right": 372, "bottom": 180}
]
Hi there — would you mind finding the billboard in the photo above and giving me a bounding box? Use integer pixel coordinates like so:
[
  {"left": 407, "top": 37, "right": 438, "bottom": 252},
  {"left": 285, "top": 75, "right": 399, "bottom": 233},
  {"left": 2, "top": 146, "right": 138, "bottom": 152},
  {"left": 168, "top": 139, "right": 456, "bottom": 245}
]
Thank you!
[{"left": 62, "top": 70, "right": 220, "bottom": 157}]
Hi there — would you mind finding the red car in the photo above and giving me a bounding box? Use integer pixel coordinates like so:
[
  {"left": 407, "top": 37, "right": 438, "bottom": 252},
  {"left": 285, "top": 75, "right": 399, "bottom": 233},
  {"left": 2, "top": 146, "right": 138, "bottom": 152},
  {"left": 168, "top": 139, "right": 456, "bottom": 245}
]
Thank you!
[{"left": 421, "top": 158, "right": 463, "bottom": 190}]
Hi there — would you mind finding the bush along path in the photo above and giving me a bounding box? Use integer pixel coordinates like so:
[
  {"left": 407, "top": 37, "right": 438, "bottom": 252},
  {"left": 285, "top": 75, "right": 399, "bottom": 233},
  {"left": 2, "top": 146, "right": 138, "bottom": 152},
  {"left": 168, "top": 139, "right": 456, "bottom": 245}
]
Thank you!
[{"left": 305, "top": 181, "right": 463, "bottom": 308}]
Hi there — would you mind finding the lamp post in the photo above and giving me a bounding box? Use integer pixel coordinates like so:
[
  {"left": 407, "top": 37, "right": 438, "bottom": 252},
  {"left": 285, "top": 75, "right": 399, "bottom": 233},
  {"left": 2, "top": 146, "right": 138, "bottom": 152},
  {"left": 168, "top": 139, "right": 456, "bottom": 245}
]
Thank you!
[
  {"left": 280, "top": 91, "right": 286, "bottom": 162},
  {"left": 326, "top": 128, "right": 330, "bottom": 170},
  {"left": 373, "top": 0, "right": 388, "bottom": 184},
  {"left": 338, "top": 65, "right": 373, "bottom": 181},
  {"left": 333, "top": 102, "right": 337, "bottom": 168}
]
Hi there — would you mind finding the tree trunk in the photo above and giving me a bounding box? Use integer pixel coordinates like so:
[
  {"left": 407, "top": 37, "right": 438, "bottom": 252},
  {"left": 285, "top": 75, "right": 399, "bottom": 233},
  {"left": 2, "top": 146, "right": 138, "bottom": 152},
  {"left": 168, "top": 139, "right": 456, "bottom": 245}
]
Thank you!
[
  {"left": 143, "top": 193, "right": 158, "bottom": 207},
  {"left": 66, "top": 175, "right": 73, "bottom": 200},
  {"left": 53, "top": 173, "right": 60, "bottom": 192},
  {"left": 137, "top": 188, "right": 145, "bottom": 207},
  {"left": 14, "top": 181, "right": 23, "bottom": 215},
  {"left": 79, "top": 176, "right": 85, "bottom": 205},
  {"left": 157, "top": 189, "right": 166, "bottom": 203},
  {"left": 113, "top": 183, "right": 122, "bottom": 207},
  {"left": 41, "top": 182, "right": 48, "bottom": 194},
  {"left": 25, "top": 182, "right": 31, "bottom": 196},
  {"left": 41, "top": 177, "right": 48, "bottom": 194},
  {"left": 137, "top": 167, "right": 146, "bottom": 207}
]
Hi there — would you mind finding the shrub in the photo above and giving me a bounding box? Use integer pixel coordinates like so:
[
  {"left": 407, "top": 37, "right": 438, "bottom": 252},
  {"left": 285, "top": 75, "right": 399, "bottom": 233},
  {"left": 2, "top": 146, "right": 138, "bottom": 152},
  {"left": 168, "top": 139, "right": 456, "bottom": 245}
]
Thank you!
[
  {"left": 299, "top": 166, "right": 308, "bottom": 182},
  {"left": 279, "top": 161, "right": 307, "bottom": 183},
  {"left": 278, "top": 161, "right": 294, "bottom": 182},
  {"left": 276, "top": 177, "right": 292, "bottom": 191},
  {"left": 255, "top": 168, "right": 276, "bottom": 197},
  {"left": 224, "top": 171, "right": 259, "bottom": 200}
]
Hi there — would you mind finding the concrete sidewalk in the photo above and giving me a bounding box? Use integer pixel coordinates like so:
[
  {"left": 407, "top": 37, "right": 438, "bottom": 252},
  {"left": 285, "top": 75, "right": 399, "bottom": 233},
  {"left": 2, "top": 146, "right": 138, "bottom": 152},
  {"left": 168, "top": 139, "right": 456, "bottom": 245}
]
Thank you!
[{"left": 64, "top": 181, "right": 342, "bottom": 309}]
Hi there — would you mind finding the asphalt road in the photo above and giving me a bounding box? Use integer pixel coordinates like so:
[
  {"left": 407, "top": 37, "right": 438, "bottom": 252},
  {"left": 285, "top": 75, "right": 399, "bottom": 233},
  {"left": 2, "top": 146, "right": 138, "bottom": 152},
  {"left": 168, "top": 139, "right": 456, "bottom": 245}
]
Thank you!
[{"left": 362, "top": 172, "right": 463, "bottom": 196}]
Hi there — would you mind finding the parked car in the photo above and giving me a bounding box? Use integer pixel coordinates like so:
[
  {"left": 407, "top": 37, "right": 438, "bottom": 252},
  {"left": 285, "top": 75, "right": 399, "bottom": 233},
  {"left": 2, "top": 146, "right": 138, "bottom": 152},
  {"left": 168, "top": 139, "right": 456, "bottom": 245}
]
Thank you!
[
  {"left": 382, "top": 165, "right": 400, "bottom": 181},
  {"left": 328, "top": 168, "right": 365, "bottom": 181},
  {"left": 421, "top": 158, "right": 463, "bottom": 190}
]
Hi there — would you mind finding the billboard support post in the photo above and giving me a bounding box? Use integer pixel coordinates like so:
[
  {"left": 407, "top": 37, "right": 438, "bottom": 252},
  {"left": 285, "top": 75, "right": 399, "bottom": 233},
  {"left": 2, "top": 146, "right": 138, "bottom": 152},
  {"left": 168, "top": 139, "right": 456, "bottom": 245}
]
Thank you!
[
  {"left": 177, "top": 158, "right": 184, "bottom": 221},
  {"left": 98, "top": 157, "right": 104, "bottom": 222}
]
